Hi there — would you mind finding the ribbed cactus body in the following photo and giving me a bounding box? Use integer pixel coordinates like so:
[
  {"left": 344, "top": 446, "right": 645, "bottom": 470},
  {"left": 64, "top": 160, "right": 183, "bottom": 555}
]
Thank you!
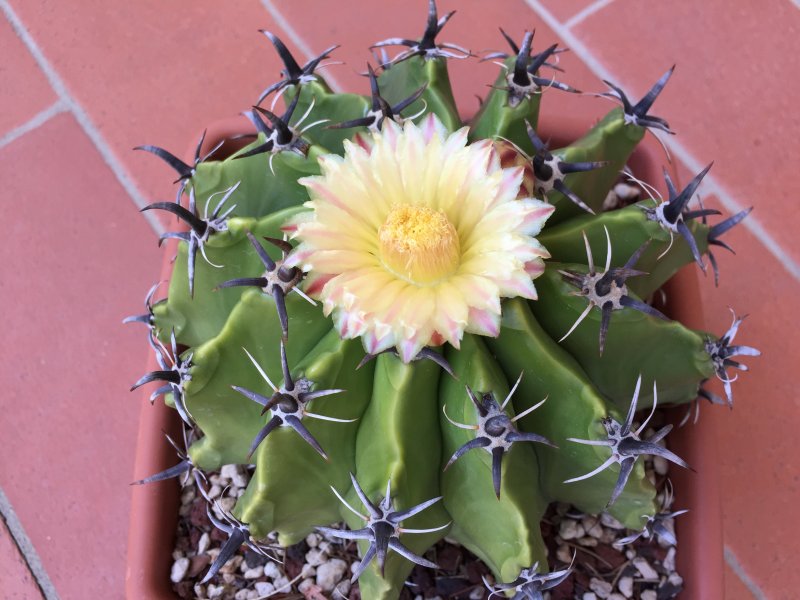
[{"left": 133, "top": 16, "right": 757, "bottom": 598}]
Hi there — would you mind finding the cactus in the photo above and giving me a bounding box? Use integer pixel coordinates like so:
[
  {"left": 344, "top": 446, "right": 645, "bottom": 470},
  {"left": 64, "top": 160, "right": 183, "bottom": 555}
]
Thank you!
[{"left": 127, "top": 2, "right": 760, "bottom": 597}]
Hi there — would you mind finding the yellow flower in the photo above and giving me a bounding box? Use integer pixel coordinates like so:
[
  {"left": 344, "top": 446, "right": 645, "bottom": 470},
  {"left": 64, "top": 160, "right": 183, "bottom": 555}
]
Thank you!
[{"left": 284, "top": 114, "right": 554, "bottom": 362}]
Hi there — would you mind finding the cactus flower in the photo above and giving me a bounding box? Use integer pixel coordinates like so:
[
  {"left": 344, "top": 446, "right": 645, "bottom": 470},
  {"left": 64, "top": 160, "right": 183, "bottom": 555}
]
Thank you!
[{"left": 284, "top": 114, "right": 554, "bottom": 361}]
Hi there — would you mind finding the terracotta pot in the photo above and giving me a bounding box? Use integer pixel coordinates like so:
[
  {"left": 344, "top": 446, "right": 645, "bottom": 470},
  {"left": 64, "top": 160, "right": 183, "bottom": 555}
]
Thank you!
[{"left": 125, "top": 116, "right": 724, "bottom": 599}]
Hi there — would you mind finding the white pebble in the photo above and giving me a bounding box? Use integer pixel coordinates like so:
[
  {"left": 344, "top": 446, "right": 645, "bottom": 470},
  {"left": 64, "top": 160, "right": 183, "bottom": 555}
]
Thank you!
[
  {"left": 306, "top": 548, "right": 327, "bottom": 566},
  {"left": 556, "top": 544, "right": 572, "bottom": 563},
  {"left": 653, "top": 456, "right": 669, "bottom": 476},
  {"left": 218, "top": 496, "right": 236, "bottom": 513},
  {"left": 335, "top": 579, "right": 351, "bottom": 596},
  {"left": 306, "top": 533, "right": 321, "bottom": 548},
  {"left": 469, "top": 586, "right": 484, "bottom": 599},
  {"left": 668, "top": 572, "right": 684, "bottom": 586},
  {"left": 600, "top": 513, "right": 625, "bottom": 530},
  {"left": 298, "top": 578, "right": 317, "bottom": 594},
  {"left": 254, "top": 581, "right": 275, "bottom": 595},
  {"left": 582, "top": 594, "right": 598, "bottom": 600},
  {"left": 608, "top": 594, "right": 626, "bottom": 600},
  {"left": 641, "top": 591, "right": 657, "bottom": 600},
  {"left": 207, "top": 583, "right": 225, "bottom": 599},
  {"left": 578, "top": 536, "right": 598, "bottom": 547},
  {"left": 633, "top": 557, "right": 658, "bottom": 580},
  {"left": 613, "top": 183, "right": 639, "bottom": 200},
  {"left": 273, "top": 576, "right": 290, "bottom": 590},
  {"left": 618, "top": 576, "right": 633, "bottom": 598},
  {"left": 263, "top": 562, "right": 281, "bottom": 579},
  {"left": 170, "top": 557, "right": 190, "bottom": 583},
  {"left": 664, "top": 546, "right": 677, "bottom": 571},
  {"left": 317, "top": 558, "right": 348, "bottom": 591},
  {"left": 301, "top": 564, "right": 316, "bottom": 578},
  {"left": 197, "top": 532, "right": 210, "bottom": 555},
  {"left": 589, "top": 577, "right": 613, "bottom": 598},
  {"left": 318, "top": 541, "right": 333, "bottom": 555},
  {"left": 234, "top": 590, "right": 250, "bottom": 600},
  {"left": 559, "top": 519, "right": 585, "bottom": 540},
  {"left": 208, "top": 484, "right": 223, "bottom": 500},
  {"left": 244, "top": 566, "right": 264, "bottom": 579},
  {"left": 219, "top": 464, "right": 238, "bottom": 481}
]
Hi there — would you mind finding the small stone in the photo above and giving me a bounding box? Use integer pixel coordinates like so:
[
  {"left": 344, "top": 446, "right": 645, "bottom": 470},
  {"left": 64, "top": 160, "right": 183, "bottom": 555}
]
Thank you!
[
  {"left": 335, "top": 580, "right": 351, "bottom": 596},
  {"left": 306, "top": 533, "right": 321, "bottom": 548},
  {"left": 625, "top": 549, "right": 636, "bottom": 560},
  {"left": 255, "top": 581, "right": 275, "bottom": 596},
  {"left": 206, "top": 583, "right": 225, "bottom": 599},
  {"left": 633, "top": 557, "right": 658, "bottom": 580},
  {"left": 298, "top": 578, "right": 317, "bottom": 594},
  {"left": 641, "top": 591, "right": 657, "bottom": 600},
  {"left": 301, "top": 564, "right": 316, "bottom": 579},
  {"left": 584, "top": 519, "right": 604, "bottom": 539},
  {"left": 608, "top": 594, "right": 626, "bottom": 600},
  {"left": 613, "top": 183, "right": 639, "bottom": 200},
  {"left": 188, "top": 555, "right": 211, "bottom": 578},
  {"left": 219, "top": 555, "right": 243, "bottom": 574},
  {"left": 582, "top": 594, "right": 598, "bottom": 600},
  {"left": 197, "top": 532, "right": 210, "bottom": 555},
  {"left": 600, "top": 514, "right": 625, "bottom": 530},
  {"left": 170, "top": 557, "right": 190, "bottom": 583},
  {"left": 219, "top": 464, "right": 237, "bottom": 481},
  {"left": 577, "top": 536, "right": 598, "bottom": 547},
  {"left": 193, "top": 584, "right": 205, "bottom": 598},
  {"left": 653, "top": 456, "right": 669, "bottom": 476},
  {"left": 556, "top": 544, "right": 572, "bottom": 564},
  {"left": 234, "top": 590, "right": 249, "bottom": 600},
  {"left": 618, "top": 576, "right": 633, "bottom": 598},
  {"left": 222, "top": 572, "right": 235, "bottom": 584},
  {"left": 273, "top": 576, "right": 290, "bottom": 591},
  {"left": 244, "top": 566, "right": 264, "bottom": 579},
  {"left": 318, "top": 541, "right": 332, "bottom": 555},
  {"left": 668, "top": 572, "right": 684, "bottom": 586},
  {"left": 218, "top": 496, "right": 236, "bottom": 513},
  {"left": 559, "top": 519, "right": 585, "bottom": 540},
  {"left": 207, "top": 484, "right": 222, "bottom": 500},
  {"left": 469, "top": 587, "right": 484, "bottom": 599},
  {"left": 317, "top": 558, "right": 348, "bottom": 591},
  {"left": 589, "top": 577, "right": 613, "bottom": 598},
  {"left": 664, "top": 547, "right": 677, "bottom": 571},
  {"left": 305, "top": 548, "right": 327, "bottom": 566},
  {"left": 263, "top": 562, "right": 282, "bottom": 579}
]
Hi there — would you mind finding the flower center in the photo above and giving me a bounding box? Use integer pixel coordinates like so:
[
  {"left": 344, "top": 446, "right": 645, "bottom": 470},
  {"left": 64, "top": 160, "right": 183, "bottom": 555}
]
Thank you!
[{"left": 378, "top": 204, "right": 460, "bottom": 285}]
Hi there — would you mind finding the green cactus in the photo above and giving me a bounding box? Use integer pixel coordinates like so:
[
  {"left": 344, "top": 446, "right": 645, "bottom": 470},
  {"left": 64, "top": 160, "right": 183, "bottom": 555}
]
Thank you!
[{"left": 128, "top": 2, "right": 760, "bottom": 597}]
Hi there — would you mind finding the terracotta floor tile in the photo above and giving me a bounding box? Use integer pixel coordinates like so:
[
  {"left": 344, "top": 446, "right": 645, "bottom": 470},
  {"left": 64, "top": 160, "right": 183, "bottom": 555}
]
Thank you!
[
  {"left": 724, "top": 563, "right": 757, "bottom": 600},
  {"left": 0, "top": 16, "right": 57, "bottom": 136},
  {"left": 535, "top": 0, "right": 607, "bottom": 25},
  {"left": 0, "top": 114, "right": 161, "bottom": 598},
  {"left": 0, "top": 520, "right": 43, "bottom": 599},
  {"left": 571, "top": 0, "right": 800, "bottom": 265},
  {"left": 270, "top": 0, "right": 609, "bottom": 125},
  {"left": 8, "top": 0, "right": 287, "bottom": 225}
]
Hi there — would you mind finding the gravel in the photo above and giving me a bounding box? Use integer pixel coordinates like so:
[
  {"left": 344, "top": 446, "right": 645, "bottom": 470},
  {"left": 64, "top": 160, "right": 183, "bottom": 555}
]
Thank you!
[{"left": 170, "top": 415, "right": 684, "bottom": 599}]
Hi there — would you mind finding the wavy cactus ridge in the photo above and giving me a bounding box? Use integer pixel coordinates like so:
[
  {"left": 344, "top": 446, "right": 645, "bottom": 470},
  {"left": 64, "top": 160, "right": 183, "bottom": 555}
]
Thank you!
[
  {"left": 486, "top": 298, "right": 657, "bottom": 528},
  {"left": 532, "top": 264, "right": 716, "bottom": 408},
  {"left": 184, "top": 288, "right": 331, "bottom": 469},
  {"left": 441, "top": 334, "right": 548, "bottom": 582},
  {"left": 234, "top": 329, "right": 374, "bottom": 544},
  {"left": 127, "top": 3, "right": 760, "bottom": 595},
  {"left": 153, "top": 207, "right": 307, "bottom": 348}
]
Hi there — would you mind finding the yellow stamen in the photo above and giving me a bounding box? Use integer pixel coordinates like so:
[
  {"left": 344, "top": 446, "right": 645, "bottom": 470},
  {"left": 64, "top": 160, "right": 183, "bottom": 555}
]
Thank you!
[{"left": 379, "top": 205, "right": 460, "bottom": 285}]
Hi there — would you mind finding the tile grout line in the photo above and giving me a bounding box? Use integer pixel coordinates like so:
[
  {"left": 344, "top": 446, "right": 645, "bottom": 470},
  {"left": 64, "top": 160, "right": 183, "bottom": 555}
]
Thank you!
[
  {"left": 725, "top": 546, "right": 768, "bottom": 600},
  {"left": 0, "top": 99, "right": 67, "bottom": 151},
  {"left": 523, "top": 0, "right": 800, "bottom": 282},
  {"left": 257, "top": 0, "right": 344, "bottom": 92},
  {"left": 564, "top": 0, "right": 615, "bottom": 30},
  {"left": 0, "top": 486, "right": 60, "bottom": 600},
  {"left": 0, "top": 0, "right": 164, "bottom": 237}
]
